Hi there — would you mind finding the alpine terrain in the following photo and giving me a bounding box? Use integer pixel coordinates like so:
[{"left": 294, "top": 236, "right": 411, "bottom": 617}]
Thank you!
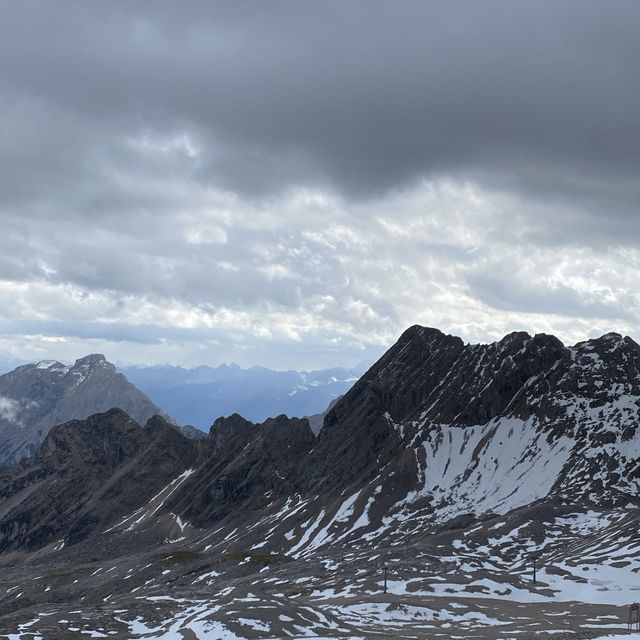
[
  {"left": 0, "top": 355, "right": 174, "bottom": 468},
  {"left": 0, "top": 327, "right": 639, "bottom": 639}
]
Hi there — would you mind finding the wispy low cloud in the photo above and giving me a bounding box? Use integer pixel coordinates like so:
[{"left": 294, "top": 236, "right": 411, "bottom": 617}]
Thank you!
[{"left": 0, "top": 396, "right": 20, "bottom": 424}]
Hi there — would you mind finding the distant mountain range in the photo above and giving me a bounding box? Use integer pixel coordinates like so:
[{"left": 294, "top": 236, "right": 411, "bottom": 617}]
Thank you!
[
  {"left": 119, "top": 362, "right": 366, "bottom": 429},
  {"left": 0, "top": 351, "right": 26, "bottom": 375}
]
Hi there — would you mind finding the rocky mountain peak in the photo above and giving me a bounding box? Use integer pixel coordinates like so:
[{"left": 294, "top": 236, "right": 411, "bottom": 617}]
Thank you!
[
  {"left": 210, "top": 412, "right": 252, "bottom": 433},
  {"left": 305, "top": 326, "right": 640, "bottom": 492},
  {"left": 532, "top": 332, "right": 565, "bottom": 349},
  {"left": 72, "top": 353, "right": 116, "bottom": 376},
  {"left": 496, "top": 329, "right": 532, "bottom": 346},
  {"left": 166, "top": 413, "right": 315, "bottom": 527},
  {"left": 32, "top": 360, "right": 69, "bottom": 373},
  {"left": 73, "top": 353, "right": 110, "bottom": 367},
  {"left": 207, "top": 412, "right": 314, "bottom": 459},
  {"left": 0, "top": 356, "right": 174, "bottom": 467},
  {"left": 572, "top": 331, "right": 636, "bottom": 352},
  {"left": 395, "top": 324, "right": 463, "bottom": 351},
  {"left": 35, "top": 408, "right": 140, "bottom": 465}
]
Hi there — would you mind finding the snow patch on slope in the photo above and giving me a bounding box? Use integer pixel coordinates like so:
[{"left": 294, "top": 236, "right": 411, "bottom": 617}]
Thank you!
[{"left": 405, "top": 417, "right": 574, "bottom": 521}]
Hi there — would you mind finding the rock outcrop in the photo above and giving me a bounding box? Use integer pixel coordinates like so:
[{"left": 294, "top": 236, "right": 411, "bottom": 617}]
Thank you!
[
  {"left": 167, "top": 413, "right": 315, "bottom": 526},
  {"left": 0, "top": 409, "right": 195, "bottom": 554}
]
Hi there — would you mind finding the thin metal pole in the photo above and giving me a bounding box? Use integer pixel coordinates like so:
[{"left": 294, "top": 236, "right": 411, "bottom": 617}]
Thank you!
[
  {"left": 384, "top": 566, "right": 387, "bottom": 594},
  {"left": 533, "top": 556, "right": 537, "bottom": 584}
]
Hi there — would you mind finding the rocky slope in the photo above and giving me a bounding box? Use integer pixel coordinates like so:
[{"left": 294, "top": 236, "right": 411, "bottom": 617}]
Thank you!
[
  {"left": 1, "top": 326, "right": 639, "bottom": 638},
  {"left": 167, "top": 413, "right": 314, "bottom": 526},
  {"left": 304, "top": 327, "right": 640, "bottom": 512},
  {"left": 0, "top": 409, "right": 196, "bottom": 557},
  {"left": 0, "top": 354, "right": 174, "bottom": 467}
]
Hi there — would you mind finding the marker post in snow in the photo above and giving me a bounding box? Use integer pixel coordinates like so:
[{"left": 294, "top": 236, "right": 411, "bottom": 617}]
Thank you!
[
  {"left": 629, "top": 602, "right": 639, "bottom": 631},
  {"left": 383, "top": 565, "right": 387, "bottom": 594},
  {"left": 530, "top": 553, "right": 539, "bottom": 584}
]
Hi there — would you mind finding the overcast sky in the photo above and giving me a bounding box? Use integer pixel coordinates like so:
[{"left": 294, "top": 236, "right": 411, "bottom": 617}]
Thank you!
[{"left": 0, "top": 1, "right": 639, "bottom": 369}]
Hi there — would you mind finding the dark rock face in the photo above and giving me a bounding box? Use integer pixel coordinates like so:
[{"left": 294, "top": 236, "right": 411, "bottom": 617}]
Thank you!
[
  {"left": 167, "top": 414, "right": 315, "bottom": 527},
  {"left": 0, "top": 406, "right": 316, "bottom": 556},
  {"left": 0, "top": 354, "right": 175, "bottom": 467},
  {"left": 303, "top": 327, "right": 640, "bottom": 504},
  {"left": 305, "top": 326, "right": 465, "bottom": 492},
  {"left": 420, "top": 331, "right": 566, "bottom": 425},
  {"left": 0, "top": 409, "right": 196, "bottom": 553}
]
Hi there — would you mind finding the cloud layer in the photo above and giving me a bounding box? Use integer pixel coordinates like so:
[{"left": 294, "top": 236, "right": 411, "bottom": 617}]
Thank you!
[{"left": 0, "top": 2, "right": 638, "bottom": 367}]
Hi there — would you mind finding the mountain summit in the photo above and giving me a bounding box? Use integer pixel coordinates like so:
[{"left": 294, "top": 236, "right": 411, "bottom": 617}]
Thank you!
[
  {"left": 0, "top": 354, "right": 173, "bottom": 466},
  {"left": 302, "top": 327, "right": 640, "bottom": 520}
]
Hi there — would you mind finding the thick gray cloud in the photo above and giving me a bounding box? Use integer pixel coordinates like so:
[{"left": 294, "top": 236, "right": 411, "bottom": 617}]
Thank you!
[
  {"left": 0, "top": 1, "right": 638, "bottom": 367},
  {"left": 2, "top": 2, "right": 638, "bottom": 204}
]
